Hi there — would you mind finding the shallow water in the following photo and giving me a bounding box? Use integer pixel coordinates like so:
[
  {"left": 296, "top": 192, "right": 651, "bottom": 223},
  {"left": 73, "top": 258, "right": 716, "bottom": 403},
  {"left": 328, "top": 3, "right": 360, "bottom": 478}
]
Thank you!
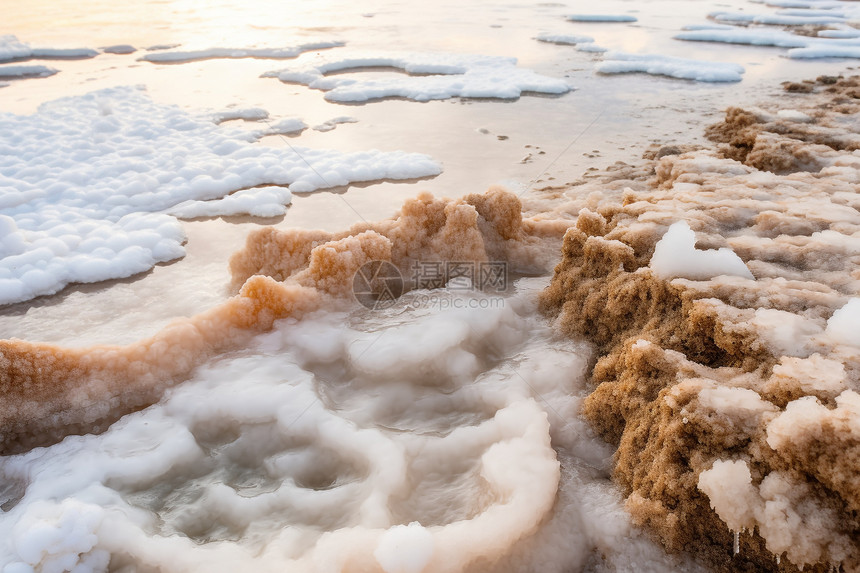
[{"left": 1, "top": 0, "right": 858, "bottom": 570}]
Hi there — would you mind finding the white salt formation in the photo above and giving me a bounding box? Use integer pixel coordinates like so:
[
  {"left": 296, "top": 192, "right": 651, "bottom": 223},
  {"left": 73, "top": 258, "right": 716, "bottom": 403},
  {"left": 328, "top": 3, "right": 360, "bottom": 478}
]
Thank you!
[
  {"left": 0, "top": 86, "right": 441, "bottom": 305},
  {"left": 0, "top": 35, "right": 97, "bottom": 61},
  {"left": 565, "top": 14, "right": 638, "bottom": 23},
  {"left": 138, "top": 41, "right": 345, "bottom": 63},
  {"left": 541, "top": 75, "right": 860, "bottom": 571},
  {"left": 650, "top": 221, "right": 754, "bottom": 280},
  {"left": 0, "top": 189, "right": 695, "bottom": 572},
  {"left": 0, "top": 65, "right": 57, "bottom": 78},
  {"left": 534, "top": 33, "right": 595, "bottom": 45},
  {"left": 596, "top": 53, "right": 745, "bottom": 83},
  {"left": 262, "top": 51, "right": 571, "bottom": 103}
]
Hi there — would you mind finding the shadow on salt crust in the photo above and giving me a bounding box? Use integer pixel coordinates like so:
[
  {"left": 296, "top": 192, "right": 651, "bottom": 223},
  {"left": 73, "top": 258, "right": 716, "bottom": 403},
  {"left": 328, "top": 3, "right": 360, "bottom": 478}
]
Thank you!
[{"left": 540, "top": 75, "right": 860, "bottom": 572}]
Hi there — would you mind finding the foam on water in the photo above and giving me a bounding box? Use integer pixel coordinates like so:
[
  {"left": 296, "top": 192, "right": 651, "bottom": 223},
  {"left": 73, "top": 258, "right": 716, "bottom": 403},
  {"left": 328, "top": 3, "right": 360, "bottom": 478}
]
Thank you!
[
  {"left": 262, "top": 51, "right": 571, "bottom": 103},
  {"left": 0, "top": 86, "right": 440, "bottom": 305}
]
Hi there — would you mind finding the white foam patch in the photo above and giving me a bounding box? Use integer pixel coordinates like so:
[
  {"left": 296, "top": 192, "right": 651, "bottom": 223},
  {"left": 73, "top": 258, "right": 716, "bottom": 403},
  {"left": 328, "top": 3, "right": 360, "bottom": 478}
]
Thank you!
[
  {"left": 167, "top": 186, "right": 292, "bottom": 219},
  {"left": 676, "top": 24, "right": 860, "bottom": 59},
  {"left": 674, "top": 27, "right": 809, "bottom": 48},
  {"left": 576, "top": 43, "right": 608, "bottom": 53},
  {"left": 534, "top": 33, "right": 595, "bottom": 45},
  {"left": 826, "top": 298, "right": 860, "bottom": 347},
  {"left": 565, "top": 14, "right": 638, "bottom": 22},
  {"left": 212, "top": 107, "right": 270, "bottom": 123},
  {"left": 256, "top": 117, "right": 308, "bottom": 136},
  {"left": 374, "top": 523, "right": 434, "bottom": 573},
  {"left": 262, "top": 51, "right": 571, "bottom": 103},
  {"left": 0, "top": 290, "right": 644, "bottom": 572},
  {"left": 650, "top": 221, "right": 754, "bottom": 280},
  {"left": 596, "top": 52, "right": 745, "bottom": 82},
  {"left": 0, "top": 86, "right": 441, "bottom": 305},
  {"left": 0, "top": 35, "right": 97, "bottom": 62},
  {"left": 313, "top": 116, "right": 358, "bottom": 132},
  {"left": 0, "top": 65, "right": 58, "bottom": 78},
  {"left": 709, "top": 9, "right": 846, "bottom": 25},
  {"left": 139, "top": 41, "right": 345, "bottom": 63},
  {"left": 777, "top": 109, "right": 813, "bottom": 123}
]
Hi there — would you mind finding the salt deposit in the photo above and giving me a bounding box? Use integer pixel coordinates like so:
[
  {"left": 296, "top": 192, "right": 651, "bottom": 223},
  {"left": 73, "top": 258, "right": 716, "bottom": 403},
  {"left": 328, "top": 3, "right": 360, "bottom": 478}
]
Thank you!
[
  {"left": 2, "top": 0, "right": 860, "bottom": 571},
  {"left": 649, "top": 221, "right": 754, "bottom": 280},
  {"left": 262, "top": 51, "right": 571, "bottom": 103},
  {"left": 0, "top": 86, "right": 440, "bottom": 305},
  {"left": 139, "top": 41, "right": 345, "bottom": 63},
  {"left": 534, "top": 33, "right": 595, "bottom": 45},
  {"left": 676, "top": 25, "right": 860, "bottom": 60},
  {"left": 541, "top": 74, "right": 860, "bottom": 571},
  {"left": 565, "top": 15, "right": 638, "bottom": 23},
  {"left": 313, "top": 116, "right": 358, "bottom": 132},
  {"left": 0, "top": 35, "right": 97, "bottom": 61},
  {"left": 0, "top": 65, "right": 57, "bottom": 78},
  {"left": 0, "top": 188, "right": 698, "bottom": 572},
  {"left": 596, "top": 53, "right": 745, "bottom": 83}
]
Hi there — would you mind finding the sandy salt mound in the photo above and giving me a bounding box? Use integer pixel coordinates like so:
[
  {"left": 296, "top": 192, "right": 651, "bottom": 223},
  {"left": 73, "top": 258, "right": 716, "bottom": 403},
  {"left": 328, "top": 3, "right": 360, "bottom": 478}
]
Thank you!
[
  {"left": 541, "top": 77, "right": 860, "bottom": 572},
  {"left": 705, "top": 76, "right": 860, "bottom": 173},
  {"left": 0, "top": 188, "right": 570, "bottom": 455}
]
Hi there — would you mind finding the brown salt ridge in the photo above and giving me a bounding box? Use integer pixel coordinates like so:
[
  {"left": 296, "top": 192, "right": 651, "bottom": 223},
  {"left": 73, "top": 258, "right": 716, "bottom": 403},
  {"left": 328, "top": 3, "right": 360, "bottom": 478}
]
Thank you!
[
  {"left": 540, "top": 75, "right": 860, "bottom": 572},
  {"left": 0, "top": 188, "right": 568, "bottom": 455}
]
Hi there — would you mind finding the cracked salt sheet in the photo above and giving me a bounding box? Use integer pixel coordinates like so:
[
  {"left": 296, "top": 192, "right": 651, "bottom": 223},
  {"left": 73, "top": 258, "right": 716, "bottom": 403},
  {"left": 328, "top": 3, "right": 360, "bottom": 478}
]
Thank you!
[
  {"left": 596, "top": 53, "right": 745, "bottom": 82},
  {"left": 138, "top": 41, "right": 345, "bottom": 63},
  {"left": 262, "top": 51, "right": 571, "bottom": 103},
  {"left": 0, "top": 86, "right": 441, "bottom": 305}
]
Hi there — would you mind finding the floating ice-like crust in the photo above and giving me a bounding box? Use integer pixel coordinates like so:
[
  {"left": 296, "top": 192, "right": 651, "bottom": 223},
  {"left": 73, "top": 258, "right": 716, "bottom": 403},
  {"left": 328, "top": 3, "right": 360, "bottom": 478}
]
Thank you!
[
  {"left": 676, "top": 21, "right": 860, "bottom": 59},
  {"left": 212, "top": 107, "right": 269, "bottom": 123},
  {"left": 827, "top": 298, "right": 860, "bottom": 347},
  {"left": 674, "top": 28, "right": 809, "bottom": 48},
  {"left": 577, "top": 43, "right": 608, "bottom": 53},
  {"left": 0, "top": 34, "right": 97, "bottom": 62},
  {"left": 263, "top": 51, "right": 571, "bottom": 103},
  {"left": 0, "top": 86, "right": 441, "bottom": 305},
  {"left": 0, "top": 35, "right": 31, "bottom": 60},
  {"left": 139, "top": 41, "right": 344, "bottom": 63},
  {"left": 534, "top": 33, "right": 595, "bottom": 45},
  {"left": 788, "top": 44, "right": 860, "bottom": 58},
  {"left": 596, "top": 52, "right": 745, "bottom": 82},
  {"left": 709, "top": 10, "right": 846, "bottom": 25},
  {"left": 313, "top": 116, "right": 359, "bottom": 132},
  {"left": 650, "top": 221, "right": 754, "bottom": 280},
  {"left": 566, "top": 14, "right": 638, "bottom": 22},
  {"left": 0, "top": 64, "right": 58, "bottom": 78}
]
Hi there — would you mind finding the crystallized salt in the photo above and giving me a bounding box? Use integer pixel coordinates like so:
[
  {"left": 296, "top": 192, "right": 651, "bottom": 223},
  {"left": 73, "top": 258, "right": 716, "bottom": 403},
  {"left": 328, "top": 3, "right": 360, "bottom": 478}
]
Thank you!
[
  {"left": 534, "top": 33, "right": 595, "bottom": 45},
  {"left": 826, "top": 298, "right": 860, "bottom": 347},
  {"left": 566, "top": 14, "right": 638, "bottom": 22},
  {"left": 262, "top": 50, "right": 571, "bottom": 103},
  {"left": 0, "top": 86, "right": 441, "bottom": 305},
  {"left": 649, "top": 222, "right": 754, "bottom": 280},
  {"left": 139, "top": 41, "right": 345, "bottom": 63},
  {"left": 596, "top": 52, "right": 745, "bottom": 82},
  {"left": 0, "top": 35, "right": 97, "bottom": 62}
]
